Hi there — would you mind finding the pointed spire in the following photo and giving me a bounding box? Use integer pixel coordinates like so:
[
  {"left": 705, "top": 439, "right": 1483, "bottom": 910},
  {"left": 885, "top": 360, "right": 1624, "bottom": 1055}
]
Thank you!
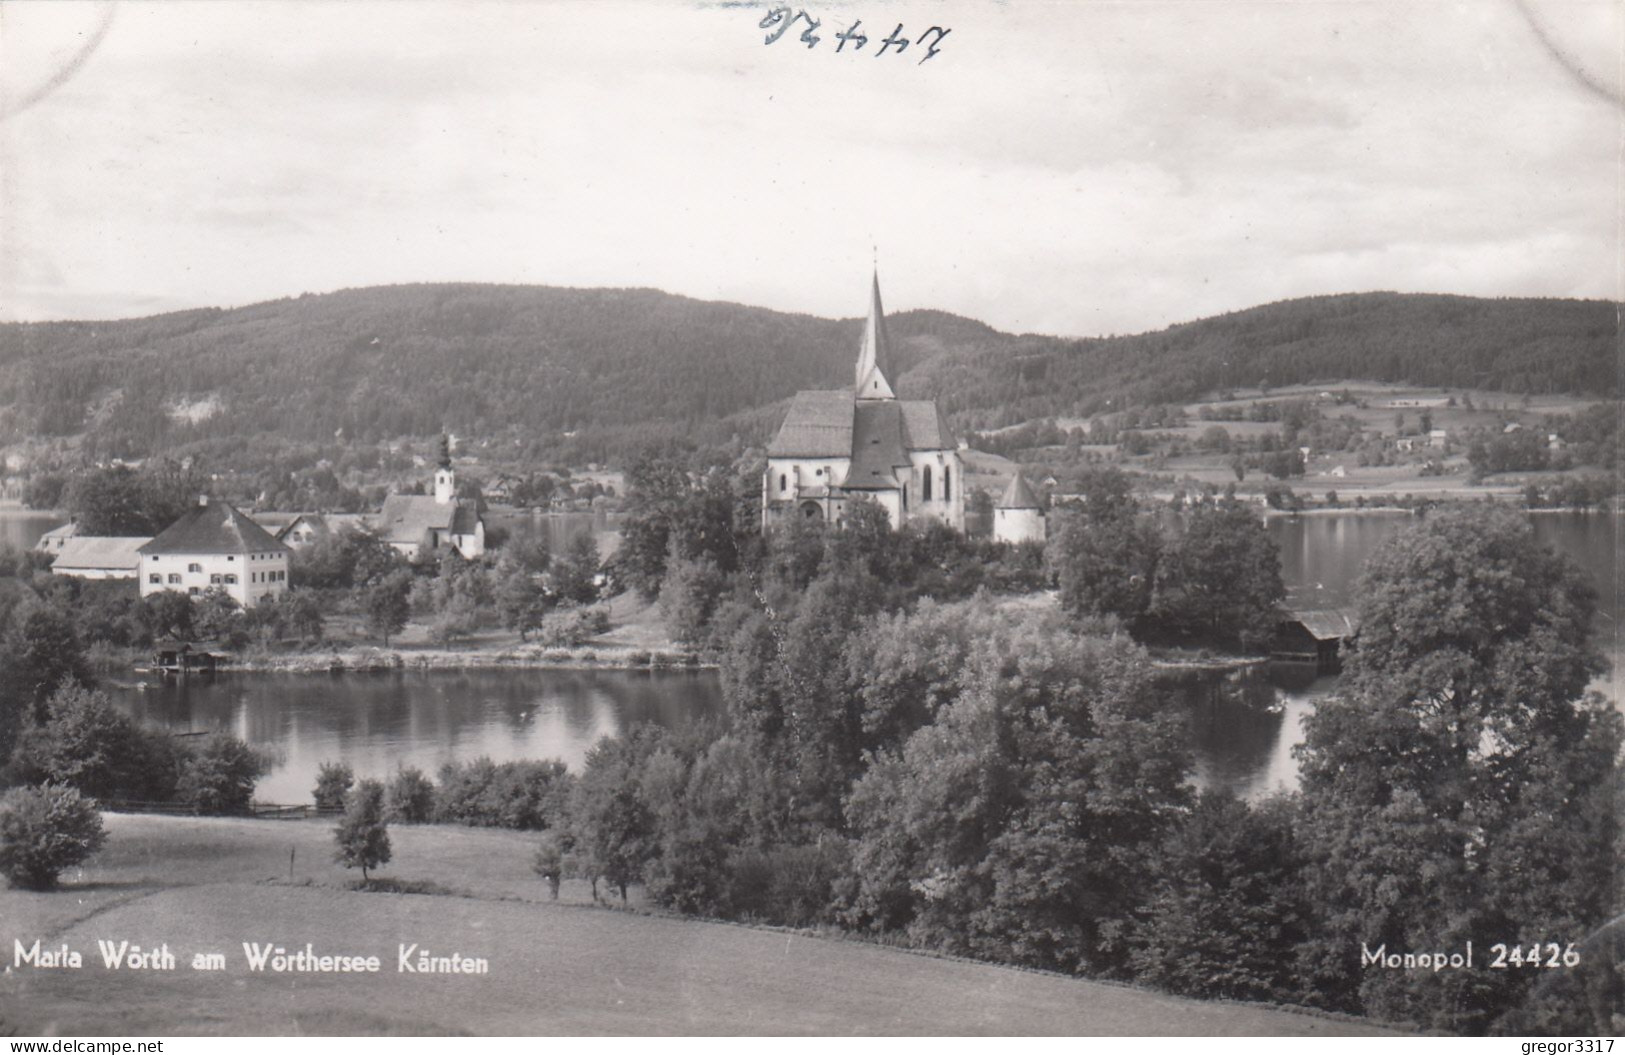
[
  {"left": 855, "top": 268, "right": 896, "bottom": 401},
  {"left": 998, "top": 471, "right": 1042, "bottom": 510}
]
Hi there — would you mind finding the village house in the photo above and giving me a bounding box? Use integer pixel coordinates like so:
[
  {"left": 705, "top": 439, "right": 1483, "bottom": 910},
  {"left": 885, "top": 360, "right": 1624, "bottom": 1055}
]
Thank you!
[
  {"left": 260, "top": 512, "right": 368, "bottom": 550},
  {"left": 374, "top": 437, "right": 486, "bottom": 560},
  {"left": 763, "top": 271, "right": 963, "bottom": 531},
  {"left": 34, "top": 521, "right": 79, "bottom": 554},
  {"left": 49, "top": 536, "right": 149, "bottom": 580},
  {"left": 138, "top": 496, "right": 291, "bottom": 606},
  {"left": 993, "top": 472, "right": 1046, "bottom": 544}
]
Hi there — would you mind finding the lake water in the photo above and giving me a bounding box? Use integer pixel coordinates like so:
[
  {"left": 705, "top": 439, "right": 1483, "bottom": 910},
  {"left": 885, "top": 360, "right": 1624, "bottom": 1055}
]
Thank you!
[
  {"left": 3, "top": 504, "right": 1614, "bottom": 803},
  {"left": 107, "top": 668, "right": 722, "bottom": 804}
]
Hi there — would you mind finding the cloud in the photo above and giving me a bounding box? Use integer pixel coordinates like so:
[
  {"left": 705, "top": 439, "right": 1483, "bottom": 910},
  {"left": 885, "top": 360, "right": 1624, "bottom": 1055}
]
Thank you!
[{"left": 0, "top": 0, "right": 1614, "bottom": 335}]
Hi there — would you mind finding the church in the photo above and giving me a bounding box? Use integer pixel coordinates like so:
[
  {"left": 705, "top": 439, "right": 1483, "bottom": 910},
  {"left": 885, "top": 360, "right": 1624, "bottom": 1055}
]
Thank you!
[{"left": 763, "top": 273, "right": 964, "bottom": 531}]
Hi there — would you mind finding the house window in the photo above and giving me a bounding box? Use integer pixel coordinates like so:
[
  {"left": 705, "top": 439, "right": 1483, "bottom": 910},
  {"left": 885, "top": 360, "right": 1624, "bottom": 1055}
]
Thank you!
[
  {"left": 151, "top": 555, "right": 159, "bottom": 562},
  {"left": 942, "top": 467, "right": 951, "bottom": 502},
  {"left": 188, "top": 587, "right": 200, "bottom": 597},
  {"left": 167, "top": 573, "right": 182, "bottom": 584},
  {"left": 210, "top": 574, "right": 222, "bottom": 585},
  {"left": 149, "top": 574, "right": 160, "bottom": 585},
  {"left": 780, "top": 473, "right": 787, "bottom": 492},
  {"left": 188, "top": 562, "right": 202, "bottom": 573},
  {"left": 227, "top": 555, "right": 235, "bottom": 562},
  {"left": 923, "top": 466, "right": 933, "bottom": 501},
  {"left": 224, "top": 574, "right": 238, "bottom": 585}
]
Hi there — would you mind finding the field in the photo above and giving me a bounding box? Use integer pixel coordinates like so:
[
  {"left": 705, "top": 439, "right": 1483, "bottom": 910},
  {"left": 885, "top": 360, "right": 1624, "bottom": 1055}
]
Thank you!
[
  {"left": 0, "top": 814, "right": 1397, "bottom": 1036},
  {"left": 984, "top": 383, "right": 1609, "bottom": 502}
]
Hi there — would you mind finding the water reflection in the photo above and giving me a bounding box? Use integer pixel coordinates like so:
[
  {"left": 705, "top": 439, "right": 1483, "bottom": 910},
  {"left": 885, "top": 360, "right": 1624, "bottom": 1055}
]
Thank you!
[{"left": 109, "top": 669, "right": 721, "bottom": 804}]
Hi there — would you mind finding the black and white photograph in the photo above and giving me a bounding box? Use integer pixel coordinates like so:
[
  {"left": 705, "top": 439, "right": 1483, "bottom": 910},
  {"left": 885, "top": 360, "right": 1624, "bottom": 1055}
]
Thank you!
[{"left": 0, "top": 0, "right": 1619, "bottom": 1039}]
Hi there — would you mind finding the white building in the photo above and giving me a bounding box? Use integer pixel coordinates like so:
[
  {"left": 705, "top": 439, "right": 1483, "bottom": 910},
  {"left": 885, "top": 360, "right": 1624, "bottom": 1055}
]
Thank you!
[
  {"left": 34, "top": 521, "right": 79, "bottom": 554},
  {"left": 49, "top": 536, "right": 149, "bottom": 579},
  {"left": 138, "top": 497, "right": 291, "bottom": 607},
  {"left": 993, "top": 472, "right": 1046, "bottom": 544},
  {"left": 763, "top": 271, "right": 963, "bottom": 531},
  {"left": 374, "top": 438, "right": 486, "bottom": 560}
]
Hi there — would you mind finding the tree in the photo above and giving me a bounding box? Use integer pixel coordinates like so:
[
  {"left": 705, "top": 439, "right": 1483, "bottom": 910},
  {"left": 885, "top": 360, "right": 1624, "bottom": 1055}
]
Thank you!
[
  {"left": 64, "top": 463, "right": 203, "bottom": 537},
  {"left": 384, "top": 764, "right": 436, "bottom": 823},
  {"left": 176, "top": 735, "right": 266, "bottom": 815},
  {"left": 333, "top": 779, "right": 391, "bottom": 882},
  {"left": 2, "top": 606, "right": 93, "bottom": 724},
  {"left": 495, "top": 566, "right": 551, "bottom": 641},
  {"left": 313, "top": 761, "right": 355, "bottom": 811},
  {"left": 843, "top": 615, "right": 1191, "bottom": 974},
  {"left": 0, "top": 784, "right": 108, "bottom": 890},
  {"left": 533, "top": 831, "right": 565, "bottom": 899},
  {"left": 658, "top": 546, "right": 726, "bottom": 648},
  {"left": 548, "top": 532, "right": 600, "bottom": 607},
  {"left": 1296, "top": 507, "right": 1621, "bottom": 1034},
  {"left": 293, "top": 527, "right": 403, "bottom": 590},
  {"left": 143, "top": 591, "right": 195, "bottom": 642},
  {"left": 4, "top": 683, "right": 181, "bottom": 803},
  {"left": 365, "top": 571, "right": 413, "bottom": 646},
  {"left": 616, "top": 456, "right": 693, "bottom": 598},
  {"left": 570, "top": 736, "right": 655, "bottom": 901},
  {"left": 1050, "top": 505, "right": 1160, "bottom": 626},
  {"left": 1148, "top": 499, "right": 1284, "bottom": 650},
  {"left": 1129, "top": 792, "right": 1312, "bottom": 1004}
]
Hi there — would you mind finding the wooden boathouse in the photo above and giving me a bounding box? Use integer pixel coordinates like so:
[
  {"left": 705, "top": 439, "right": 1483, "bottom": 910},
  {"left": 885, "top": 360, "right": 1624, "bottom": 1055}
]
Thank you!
[{"left": 1273, "top": 608, "right": 1359, "bottom": 674}]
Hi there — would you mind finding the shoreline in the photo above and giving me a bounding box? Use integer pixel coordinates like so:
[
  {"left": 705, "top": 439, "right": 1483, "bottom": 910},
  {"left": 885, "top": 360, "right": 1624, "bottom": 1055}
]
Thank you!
[{"left": 197, "top": 644, "right": 714, "bottom": 675}]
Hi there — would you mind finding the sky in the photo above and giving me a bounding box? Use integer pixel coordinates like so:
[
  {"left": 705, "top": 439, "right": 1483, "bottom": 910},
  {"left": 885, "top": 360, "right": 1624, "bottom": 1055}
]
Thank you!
[{"left": 0, "top": 0, "right": 1618, "bottom": 337}]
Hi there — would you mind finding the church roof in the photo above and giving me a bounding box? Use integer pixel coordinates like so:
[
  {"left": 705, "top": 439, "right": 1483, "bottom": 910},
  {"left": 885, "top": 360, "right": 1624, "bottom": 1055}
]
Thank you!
[
  {"left": 375, "top": 494, "right": 479, "bottom": 543},
  {"left": 140, "top": 499, "right": 289, "bottom": 556},
  {"left": 899, "top": 401, "right": 955, "bottom": 450},
  {"left": 997, "top": 472, "right": 1042, "bottom": 510},
  {"left": 768, "top": 390, "right": 854, "bottom": 457},
  {"left": 845, "top": 402, "right": 911, "bottom": 490}
]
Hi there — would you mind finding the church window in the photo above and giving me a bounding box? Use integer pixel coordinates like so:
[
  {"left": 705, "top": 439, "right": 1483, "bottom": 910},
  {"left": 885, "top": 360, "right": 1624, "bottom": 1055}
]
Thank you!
[
  {"left": 943, "top": 467, "right": 951, "bottom": 501},
  {"left": 780, "top": 473, "right": 788, "bottom": 492},
  {"left": 923, "top": 466, "right": 933, "bottom": 501}
]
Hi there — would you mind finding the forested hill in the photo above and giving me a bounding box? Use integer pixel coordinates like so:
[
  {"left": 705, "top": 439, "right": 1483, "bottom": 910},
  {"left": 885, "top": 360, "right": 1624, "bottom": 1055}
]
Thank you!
[{"left": 0, "top": 283, "right": 1612, "bottom": 462}]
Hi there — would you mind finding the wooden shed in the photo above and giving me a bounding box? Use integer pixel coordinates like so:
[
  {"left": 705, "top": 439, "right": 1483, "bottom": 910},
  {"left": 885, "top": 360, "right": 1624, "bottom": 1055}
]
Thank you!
[{"left": 1274, "top": 608, "right": 1359, "bottom": 674}]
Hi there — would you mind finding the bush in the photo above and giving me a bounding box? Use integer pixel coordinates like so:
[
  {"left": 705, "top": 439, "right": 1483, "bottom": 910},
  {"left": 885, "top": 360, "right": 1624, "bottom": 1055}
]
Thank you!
[
  {"left": 533, "top": 831, "right": 565, "bottom": 899},
  {"left": 333, "top": 779, "right": 391, "bottom": 882},
  {"left": 384, "top": 765, "right": 435, "bottom": 823},
  {"left": 627, "top": 651, "right": 652, "bottom": 667},
  {"left": 434, "top": 758, "right": 573, "bottom": 830},
  {"left": 3, "top": 683, "right": 184, "bottom": 803},
  {"left": 176, "top": 735, "right": 266, "bottom": 815},
  {"left": 537, "top": 606, "right": 612, "bottom": 649},
  {"left": 0, "top": 784, "right": 108, "bottom": 890},
  {"left": 313, "top": 761, "right": 355, "bottom": 811}
]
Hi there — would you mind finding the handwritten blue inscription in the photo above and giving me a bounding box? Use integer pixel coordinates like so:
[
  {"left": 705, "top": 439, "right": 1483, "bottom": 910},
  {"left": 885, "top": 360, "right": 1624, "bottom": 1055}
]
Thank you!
[{"left": 759, "top": 7, "right": 950, "bottom": 63}]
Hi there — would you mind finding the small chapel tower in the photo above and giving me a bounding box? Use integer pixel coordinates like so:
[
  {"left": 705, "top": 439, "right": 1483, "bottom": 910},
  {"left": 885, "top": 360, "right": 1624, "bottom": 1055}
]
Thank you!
[
  {"left": 433, "top": 434, "right": 456, "bottom": 505},
  {"left": 994, "top": 471, "right": 1046, "bottom": 544},
  {"left": 854, "top": 271, "right": 896, "bottom": 401}
]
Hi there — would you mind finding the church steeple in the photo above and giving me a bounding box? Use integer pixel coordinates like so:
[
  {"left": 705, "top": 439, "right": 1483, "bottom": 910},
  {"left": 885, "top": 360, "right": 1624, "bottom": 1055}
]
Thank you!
[{"left": 854, "top": 269, "right": 896, "bottom": 401}]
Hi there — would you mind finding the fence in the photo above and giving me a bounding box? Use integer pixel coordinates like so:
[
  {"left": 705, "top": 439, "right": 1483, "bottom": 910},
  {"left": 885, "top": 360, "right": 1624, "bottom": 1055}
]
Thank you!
[{"left": 104, "top": 800, "right": 342, "bottom": 820}]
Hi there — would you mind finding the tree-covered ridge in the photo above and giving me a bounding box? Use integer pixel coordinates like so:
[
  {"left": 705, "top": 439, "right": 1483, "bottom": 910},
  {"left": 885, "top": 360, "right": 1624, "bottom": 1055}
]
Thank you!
[
  {"left": 916, "top": 292, "right": 1618, "bottom": 430},
  {"left": 0, "top": 283, "right": 1612, "bottom": 461}
]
